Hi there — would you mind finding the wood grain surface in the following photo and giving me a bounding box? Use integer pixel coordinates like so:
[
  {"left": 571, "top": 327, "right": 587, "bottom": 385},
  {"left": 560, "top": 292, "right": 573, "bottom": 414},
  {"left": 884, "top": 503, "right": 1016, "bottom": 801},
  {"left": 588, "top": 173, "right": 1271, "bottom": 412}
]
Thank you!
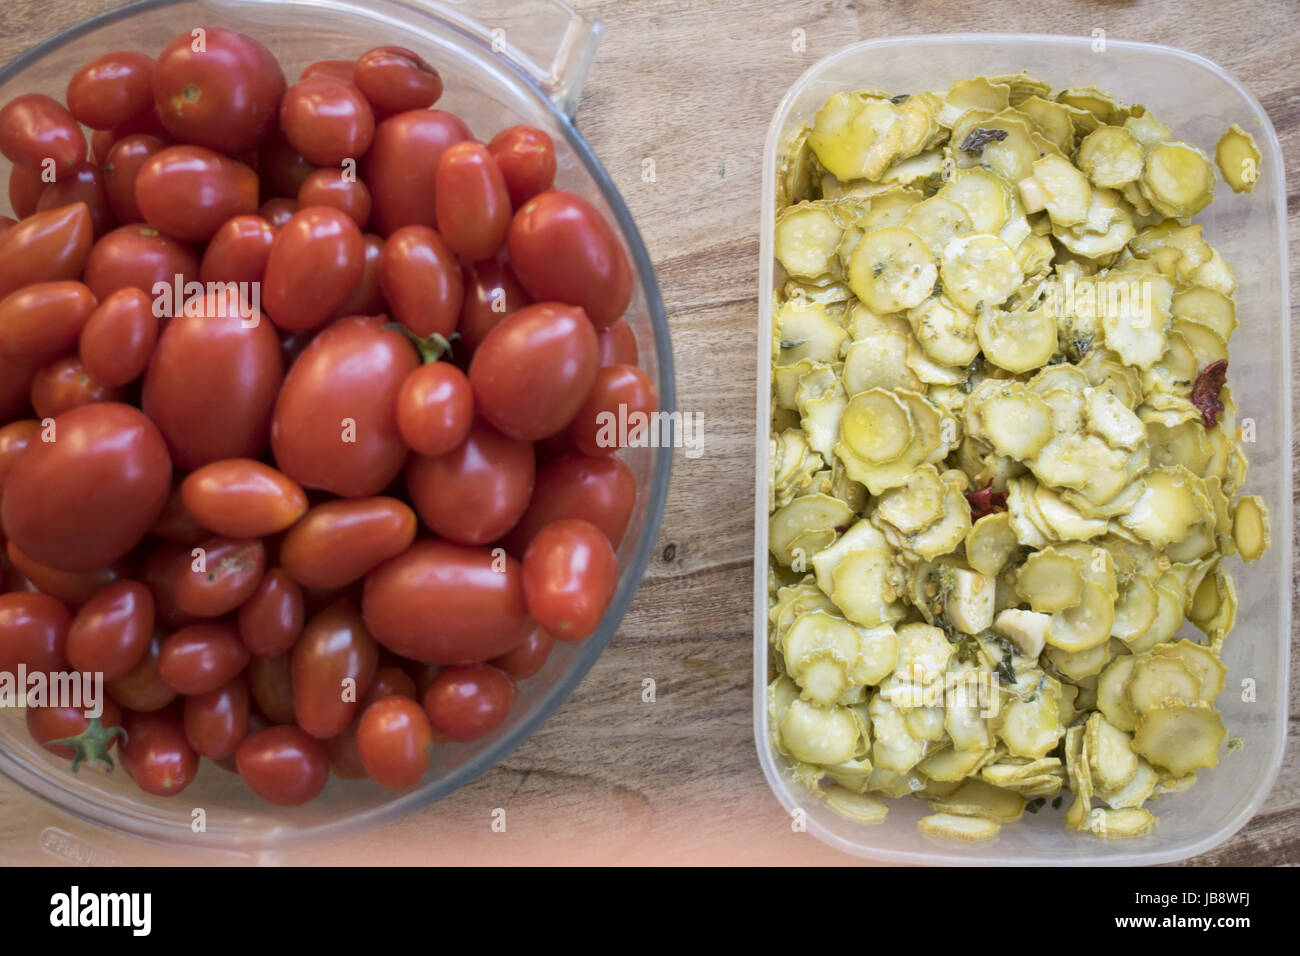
[{"left": 0, "top": 0, "right": 1295, "bottom": 866}]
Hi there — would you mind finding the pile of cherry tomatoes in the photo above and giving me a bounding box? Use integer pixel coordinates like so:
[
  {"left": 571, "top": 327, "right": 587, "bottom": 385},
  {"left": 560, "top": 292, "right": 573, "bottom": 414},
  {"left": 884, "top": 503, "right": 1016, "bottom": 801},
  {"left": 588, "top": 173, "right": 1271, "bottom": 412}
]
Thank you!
[{"left": 0, "top": 27, "right": 658, "bottom": 805}]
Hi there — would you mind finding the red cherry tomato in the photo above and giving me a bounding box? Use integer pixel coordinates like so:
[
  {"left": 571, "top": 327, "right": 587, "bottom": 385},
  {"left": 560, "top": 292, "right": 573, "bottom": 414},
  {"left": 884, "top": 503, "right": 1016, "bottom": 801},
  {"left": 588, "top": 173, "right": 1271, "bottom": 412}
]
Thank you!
[
  {"left": 0, "top": 203, "right": 94, "bottom": 301},
  {"left": 173, "top": 537, "right": 266, "bottom": 618},
  {"left": 152, "top": 27, "right": 286, "bottom": 154},
  {"left": 364, "top": 109, "right": 468, "bottom": 235},
  {"left": 2, "top": 403, "right": 171, "bottom": 572},
  {"left": 8, "top": 163, "right": 44, "bottom": 218},
  {"left": 134, "top": 145, "right": 259, "bottom": 242},
  {"left": 235, "top": 725, "right": 328, "bottom": 805},
  {"left": 329, "top": 232, "right": 386, "bottom": 318},
  {"left": 490, "top": 621, "right": 554, "bottom": 679},
  {"left": 120, "top": 706, "right": 199, "bottom": 796},
  {"left": 297, "top": 167, "right": 371, "bottom": 229},
  {"left": 487, "top": 125, "right": 557, "bottom": 207},
  {"left": 361, "top": 539, "right": 533, "bottom": 664},
  {"left": 237, "top": 568, "right": 304, "bottom": 657},
  {"left": 422, "top": 663, "right": 516, "bottom": 742},
  {"left": 247, "top": 652, "right": 295, "bottom": 725},
  {"left": 596, "top": 317, "right": 639, "bottom": 367},
  {"left": 142, "top": 287, "right": 283, "bottom": 470},
  {"left": 457, "top": 255, "right": 532, "bottom": 354},
  {"left": 0, "top": 94, "right": 87, "bottom": 175},
  {"left": 569, "top": 363, "right": 658, "bottom": 457},
  {"left": 199, "top": 214, "right": 275, "bottom": 286},
  {"left": 65, "top": 580, "right": 154, "bottom": 680},
  {"left": 79, "top": 287, "right": 159, "bottom": 387},
  {"left": 291, "top": 599, "right": 379, "bottom": 738},
  {"left": 0, "top": 420, "right": 40, "bottom": 509},
  {"left": 435, "top": 142, "right": 511, "bottom": 261},
  {"left": 279, "top": 497, "right": 417, "bottom": 590},
  {"left": 352, "top": 46, "right": 442, "bottom": 115},
  {"left": 468, "top": 302, "right": 599, "bottom": 441},
  {"left": 26, "top": 698, "right": 124, "bottom": 767},
  {"left": 101, "top": 134, "right": 165, "bottom": 225},
  {"left": 5, "top": 541, "right": 133, "bottom": 608},
  {"left": 259, "top": 197, "right": 299, "bottom": 229},
  {"left": 507, "top": 189, "right": 633, "bottom": 327},
  {"left": 82, "top": 222, "right": 199, "bottom": 302},
  {"left": 357, "top": 695, "right": 433, "bottom": 788},
  {"left": 106, "top": 632, "right": 176, "bottom": 712},
  {"left": 66, "top": 51, "right": 157, "bottom": 131},
  {"left": 280, "top": 75, "right": 375, "bottom": 165},
  {"left": 522, "top": 518, "right": 618, "bottom": 642},
  {"left": 90, "top": 130, "right": 116, "bottom": 165},
  {"left": 158, "top": 621, "right": 249, "bottom": 694},
  {"left": 378, "top": 224, "right": 462, "bottom": 339},
  {"left": 395, "top": 362, "right": 473, "bottom": 456},
  {"left": 301, "top": 59, "right": 356, "bottom": 84},
  {"left": 0, "top": 591, "right": 70, "bottom": 674},
  {"left": 181, "top": 459, "right": 307, "bottom": 538},
  {"left": 36, "top": 163, "right": 114, "bottom": 238},
  {"left": 504, "top": 452, "right": 636, "bottom": 555},
  {"left": 183, "top": 673, "right": 250, "bottom": 759},
  {"left": 270, "top": 316, "right": 416, "bottom": 496},
  {"left": 0, "top": 280, "right": 97, "bottom": 367},
  {"left": 30, "top": 356, "right": 124, "bottom": 420},
  {"left": 263, "top": 206, "right": 364, "bottom": 331}
]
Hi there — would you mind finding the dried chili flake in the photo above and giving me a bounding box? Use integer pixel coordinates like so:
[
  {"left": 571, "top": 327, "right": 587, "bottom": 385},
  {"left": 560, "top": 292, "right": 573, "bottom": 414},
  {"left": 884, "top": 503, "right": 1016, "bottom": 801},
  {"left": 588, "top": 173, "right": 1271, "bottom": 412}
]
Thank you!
[
  {"left": 966, "top": 482, "right": 1007, "bottom": 520},
  {"left": 1192, "top": 359, "right": 1228, "bottom": 429},
  {"left": 958, "top": 127, "right": 1009, "bottom": 156}
]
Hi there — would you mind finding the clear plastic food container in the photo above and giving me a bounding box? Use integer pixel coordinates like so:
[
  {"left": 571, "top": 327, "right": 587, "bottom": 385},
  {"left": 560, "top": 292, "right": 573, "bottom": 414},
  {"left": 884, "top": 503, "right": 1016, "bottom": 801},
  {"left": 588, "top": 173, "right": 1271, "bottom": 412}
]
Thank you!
[
  {"left": 753, "top": 34, "right": 1291, "bottom": 865},
  {"left": 0, "top": 0, "right": 672, "bottom": 859}
]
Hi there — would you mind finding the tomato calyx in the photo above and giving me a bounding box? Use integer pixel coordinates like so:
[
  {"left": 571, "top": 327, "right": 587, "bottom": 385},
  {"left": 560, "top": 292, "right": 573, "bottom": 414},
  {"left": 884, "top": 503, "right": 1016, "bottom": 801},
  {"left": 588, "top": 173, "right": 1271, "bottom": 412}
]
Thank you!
[
  {"left": 48, "top": 717, "right": 128, "bottom": 773},
  {"left": 384, "top": 321, "right": 459, "bottom": 363}
]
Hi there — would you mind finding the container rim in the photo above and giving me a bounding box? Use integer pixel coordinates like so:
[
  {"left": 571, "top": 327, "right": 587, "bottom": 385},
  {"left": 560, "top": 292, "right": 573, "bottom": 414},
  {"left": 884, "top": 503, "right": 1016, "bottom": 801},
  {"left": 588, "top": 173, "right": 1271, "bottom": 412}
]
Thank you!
[{"left": 753, "top": 32, "right": 1292, "bottom": 865}]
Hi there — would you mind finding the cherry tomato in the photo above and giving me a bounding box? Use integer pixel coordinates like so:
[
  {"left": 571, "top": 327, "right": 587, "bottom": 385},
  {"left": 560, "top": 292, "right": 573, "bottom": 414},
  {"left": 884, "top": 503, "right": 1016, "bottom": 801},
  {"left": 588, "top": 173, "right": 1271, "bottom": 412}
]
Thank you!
[
  {"left": 90, "top": 130, "right": 116, "bottom": 166},
  {"left": 263, "top": 206, "right": 364, "bottom": 331},
  {"left": 569, "top": 363, "right": 658, "bottom": 457},
  {"left": 301, "top": 59, "right": 356, "bottom": 84},
  {"left": 2, "top": 403, "right": 171, "bottom": 572},
  {"left": 329, "top": 232, "right": 386, "bottom": 318},
  {"left": 256, "top": 130, "right": 314, "bottom": 199},
  {"left": 65, "top": 580, "right": 154, "bottom": 680},
  {"left": 0, "top": 203, "right": 94, "bottom": 301},
  {"left": 291, "top": 598, "right": 378, "bottom": 738},
  {"left": 487, "top": 125, "right": 557, "bottom": 207},
  {"left": 362, "top": 539, "right": 532, "bottom": 664},
  {"left": 8, "top": 163, "right": 44, "bottom": 218},
  {"left": 357, "top": 695, "right": 433, "bottom": 788},
  {"left": 237, "top": 568, "right": 304, "bottom": 657},
  {"left": 0, "top": 356, "right": 35, "bottom": 422},
  {"left": 101, "top": 134, "right": 165, "bottom": 224},
  {"left": 271, "top": 316, "right": 416, "bottom": 496},
  {"left": 134, "top": 145, "right": 259, "bottom": 241},
  {"left": 279, "top": 497, "right": 416, "bottom": 590},
  {"left": 378, "top": 224, "right": 462, "bottom": 338},
  {"left": 247, "top": 652, "right": 295, "bottom": 724},
  {"left": 364, "top": 109, "right": 468, "bottom": 235},
  {"left": 142, "top": 286, "right": 283, "bottom": 470},
  {"left": 297, "top": 167, "right": 371, "bottom": 228},
  {"left": 36, "top": 163, "right": 114, "bottom": 238},
  {"left": 236, "top": 725, "right": 328, "bottom": 805},
  {"left": 83, "top": 222, "right": 199, "bottom": 302},
  {"left": 522, "top": 518, "right": 617, "bottom": 642},
  {"left": 181, "top": 459, "right": 307, "bottom": 538},
  {"left": 280, "top": 75, "right": 375, "bottom": 165},
  {"left": 352, "top": 46, "right": 442, "bottom": 115},
  {"left": 30, "top": 356, "right": 124, "bottom": 420},
  {"left": 26, "top": 698, "right": 124, "bottom": 767},
  {"left": 490, "top": 621, "right": 554, "bottom": 679},
  {"left": 173, "top": 536, "right": 266, "bottom": 618},
  {"left": 106, "top": 632, "right": 176, "bottom": 711},
  {"left": 0, "top": 280, "right": 97, "bottom": 367},
  {"left": 153, "top": 27, "right": 286, "bottom": 154},
  {"left": 396, "top": 362, "right": 472, "bottom": 456},
  {"left": 78, "top": 287, "right": 158, "bottom": 386},
  {"left": 405, "top": 418, "right": 534, "bottom": 545},
  {"left": 0, "top": 93, "right": 87, "bottom": 175},
  {"left": 503, "top": 452, "right": 636, "bottom": 555},
  {"left": 5, "top": 541, "right": 133, "bottom": 608},
  {"left": 468, "top": 302, "right": 599, "bottom": 441},
  {"left": 199, "top": 214, "right": 275, "bottom": 286},
  {"left": 120, "top": 706, "right": 199, "bottom": 796},
  {"left": 149, "top": 484, "right": 207, "bottom": 546},
  {"left": 0, "top": 591, "right": 70, "bottom": 674},
  {"left": 0, "top": 420, "right": 40, "bottom": 513},
  {"left": 158, "top": 621, "right": 249, "bottom": 694},
  {"left": 507, "top": 189, "right": 632, "bottom": 327},
  {"left": 66, "top": 51, "right": 157, "bottom": 131},
  {"left": 457, "top": 255, "right": 532, "bottom": 354},
  {"left": 259, "top": 197, "right": 299, "bottom": 229},
  {"left": 325, "top": 663, "right": 415, "bottom": 779},
  {"left": 434, "top": 142, "right": 510, "bottom": 261},
  {"left": 422, "top": 663, "right": 516, "bottom": 742},
  {"left": 183, "top": 673, "right": 250, "bottom": 758},
  {"left": 597, "top": 317, "right": 639, "bottom": 367}
]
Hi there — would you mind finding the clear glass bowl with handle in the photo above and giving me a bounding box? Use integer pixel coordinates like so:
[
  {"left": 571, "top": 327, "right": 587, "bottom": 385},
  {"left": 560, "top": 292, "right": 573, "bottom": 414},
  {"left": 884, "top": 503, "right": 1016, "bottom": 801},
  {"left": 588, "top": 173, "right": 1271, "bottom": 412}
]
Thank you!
[{"left": 0, "top": 0, "right": 672, "bottom": 856}]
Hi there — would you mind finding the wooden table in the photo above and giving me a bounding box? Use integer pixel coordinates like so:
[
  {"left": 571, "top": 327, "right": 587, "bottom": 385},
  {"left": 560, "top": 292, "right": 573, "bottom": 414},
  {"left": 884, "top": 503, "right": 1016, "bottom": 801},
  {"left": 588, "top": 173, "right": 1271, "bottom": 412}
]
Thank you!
[{"left": 0, "top": 0, "right": 1295, "bottom": 865}]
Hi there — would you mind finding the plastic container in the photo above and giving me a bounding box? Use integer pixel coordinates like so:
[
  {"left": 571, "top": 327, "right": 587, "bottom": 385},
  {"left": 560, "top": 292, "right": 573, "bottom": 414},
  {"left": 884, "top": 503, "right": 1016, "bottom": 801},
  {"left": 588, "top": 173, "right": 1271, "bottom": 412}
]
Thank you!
[
  {"left": 753, "top": 34, "right": 1291, "bottom": 865},
  {"left": 0, "top": 0, "right": 672, "bottom": 859}
]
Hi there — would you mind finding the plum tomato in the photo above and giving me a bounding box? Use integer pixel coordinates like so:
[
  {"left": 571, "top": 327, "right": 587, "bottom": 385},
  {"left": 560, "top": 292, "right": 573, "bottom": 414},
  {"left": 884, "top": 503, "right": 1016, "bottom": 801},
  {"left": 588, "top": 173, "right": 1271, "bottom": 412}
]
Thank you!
[
  {"left": 66, "top": 51, "right": 157, "bottom": 131},
  {"left": 90, "top": 129, "right": 116, "bottom": 166},
  {"left": 570, "top": 363, "right": 659, "bottom": 457},
  {"left": 26, "top": 698, "right": 125, "bottom": 768},
  {"left": 522, "top": 518, "right": 618, "bottom": 642},
  {"left": 378, "top": 225, "right": 462, "bottom": 339},
  {"left": 352, "top": 46, "right": 442, "bottom": 115},
  {"left": 468, "top": 302, "right": 599, "bottom": 441},
  {"left": 357, "top": 695, "right": 433, "bottom": 789},
  {"left": 173, "top": 536, "right": 266, "bottom": 618},
  {"left": 237, "top": 568, "right": 304, "bottom": 657},
  {"left": 0, "top": 355, "right": 35, "bottom": 422},
  {"left": 5, "top": 541, "right": 133, "bottom": 608},
  {"left": 271, "top": 316, "right": 417, "bottom": 496},
  {"left": 153, "top": 27, "right": 286, "bottom": 154},
  {"left": 361, "top": 539, "right": 532, "bottom": 665},
  {"left": 30, "top": 356, "right": 124, "bottom": 420},
  {"left": 507, "top": 189, "right": 632, "bottom": 327},
  {"left": 503, "top": 452, "right": 636, "bottom": 555},
  {"left": 35, "top": 163, "right": 114, "bottom": 238},
  {"left": 280, "top": 75, "right": 375, "bottom": 165},
  {"left": 297, "top": 168, "right": 371, "bottom": 229},
  {"left": 291, "top": 598, "right": 379, "bottom": 739},
  {"left": 596, "top": 317, "right": 639, "bottom": 368},
  {"left": 422, "top": 663, "right": 516, "bottom": 743},
  {"left": 181, "top": 459, "right": 307, "bottom": 538},
  {"left": 65, "top": 579, "right": 154, "bottom": 679},
  {"left": 135, "top": 145, "right": 259, "bottom": 242},
  {"left": 487, "top": 125, "right": 557, "bottom": 207},
  {"left": 279, "top": 497, "right": 417, "bottom": 590},
  {"left": 106, "top": 631, "right": 177, "bottom": 711},
  {"left": 363, "top": 109, "right": 469, "bottom": 235},
  {"left": 102, "top": 134, "right": 165, "bottom": 225},
  {"left": 183, "top": 673, "right": 250, "bottom": 759},
  {"left": 83, "top": 222, "right": 199, "bottom": 302},
  {"left": 489, "top": 621, "right": 554, "bottom": 680},
  {"left": 0, "top": 591, "right": 70, "bottom": 675},
  {"left": 158, "top": 621, "right": 249, "bottom": 695},
  {"left": 142, "top": 286, "right": 283, "bottom": 470},
  {"left": 120, "top": 706, "right": 199, "bottom": 796},
  {"left": 405, "top": 418, "right": 534, "bottom": 546},
  {"left": 2, "top": 403, "right": 171, "bottom": 572},
  {"left": 435, "top": 142, "right": 511, "bottom": 262},
  {"left": 263, "top": 206, "right": 364, "bottom": 331},
  {"left": 0, "top": 203, "right": 94, "bottom": 301},
  {"left": 0, "top": 280, "right": 97, "bottom": 368},
  {"left": 199, "top": 214, "right": 276, "bottom": 286},
  {"left": 0, "top": 419, "right": 40, "bottom": 506},
  {"left": 457, "top": 255, "right": 532, "bottom": 354},
  {"left": 329, "top": 232, "right": 386, "bottom": 318},
  {"left": 259, "top": 197, "right": 299, "bottom": 229},
  {"left": 236, "top": 725, "right": 329, "bottom": 805},
  {"left": 8, "top": 162, "right": 44, "bottom": 218},
  {"left": 0, "top": 93, "right": 87, "bottom": 175},
  {"left": 247, "top": 652, "right": 295, "bottom": 725},
  {"left": 78, "top": 287, "right": 158, "bottom": 387},
  {"left": 396, "top": 362, "right": 472, "bottom": 457}
]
